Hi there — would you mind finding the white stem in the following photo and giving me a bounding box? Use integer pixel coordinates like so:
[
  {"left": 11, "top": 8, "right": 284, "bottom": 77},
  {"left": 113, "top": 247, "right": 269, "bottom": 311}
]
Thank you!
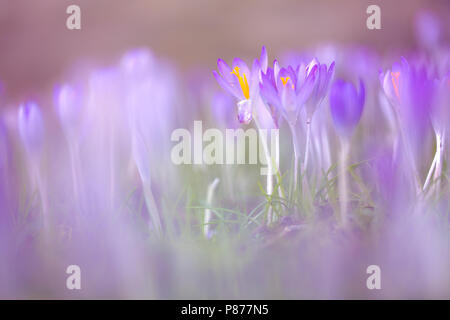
[
  {"left": 423, "top": 150, "right": 438, "bottom": 191},
  {"left": 303, "top": 118, "right": 312, "bottom": 173},
  {"left": 289, "top": 124, "right": 299, "bottom": 191},
  {"left": 143, "top": 183, "right": 162, "bottom": 237},
  {"left": 300, "top": 119, "right": 314, "bottom": 204},
  {"left": 432, "top": 131, "right": 444, "bottom": 193},
  {"left": 338, "top": 140, "right": 350, "bottom": 227},
  {"left": 109, "top": 122, "right": 115, "bottom": 212},
  {"left": 204, "top": 178, "right": 220, "bottom": 239},
  {"left": 31, "top": 159, "right": 48, "bottom": 231},
  {"left": 396, "top": 115, "right": 421, "bottom": 193},
  {"left": 253, "top": 117, "right": 274, "bottom": 225},
  {"left": 69, "top": 142, "right": 84, "bottom": 223}
]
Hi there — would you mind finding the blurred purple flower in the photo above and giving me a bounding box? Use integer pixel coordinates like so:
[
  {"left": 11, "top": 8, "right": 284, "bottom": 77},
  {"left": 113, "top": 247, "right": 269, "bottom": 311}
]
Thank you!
[
  {"left": 120, "top": 48, "right": 156, "bottom": 87},
  {"left": 54, "top": 83, "right": 84, "bottom": 136},
  {"left": 212, "top": 46, "right": 268, "bottom": 124},
  {"left": 18, "top": 101, "right": 44, "bottom": 154},
  {"left": 415, "top": 11, "right": 440, "bottom": 50},
  {"left": 380, "top": 57, "right": 436, "bottom": 145},
  {"left": 329, "top": 79, "right": 365, "bottom": 137},
  {"left": 259, "top": 61, "right": 316, "bottom": 126},
  {"left": 210, "top": 91, "right": 237, "bottom": 128}
]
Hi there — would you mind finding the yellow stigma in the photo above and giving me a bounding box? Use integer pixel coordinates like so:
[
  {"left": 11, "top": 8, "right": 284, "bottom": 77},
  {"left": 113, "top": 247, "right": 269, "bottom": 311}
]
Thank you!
[
  {"left": 280, "top": 76, "right": 290, "bottom": 86},
  {"left": 391, "top": 71, "right": 401, "bottom": 99},
  {"left": 230, "top": 66, "right": 250, "bottom": 100},
  {"left": 280, "top": 76, "right": 294, "bottom": 89}
]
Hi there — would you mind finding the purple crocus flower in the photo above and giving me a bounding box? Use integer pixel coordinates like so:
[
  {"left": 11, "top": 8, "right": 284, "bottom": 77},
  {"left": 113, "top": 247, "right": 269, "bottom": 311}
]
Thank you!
[
  {"left": 259, "top": 60, "right": 317, "bottom": 126},
  {"left": 329, "top": 79, "right": 365, "bottom": 137},
  {"left": 380, "top": 57, "right": 435, "bottom": 152},
  {"left": 380, "top": 57, "right": 435, "bottom": 118},
  {"left": 304, "top": 58, "right": 335, "bottom": 120},
  {"left": 18, "top": 101, "right": 44, "bottom": 154},
  {"left": 212, "top": 46, "right": 268, "bottom": 124}
]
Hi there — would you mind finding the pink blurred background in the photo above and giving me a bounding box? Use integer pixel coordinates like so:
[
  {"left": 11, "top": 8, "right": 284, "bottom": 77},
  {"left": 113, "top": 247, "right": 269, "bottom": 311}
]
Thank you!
[{"left": 0, "top": 0, "right": 448, "bottom": 105}]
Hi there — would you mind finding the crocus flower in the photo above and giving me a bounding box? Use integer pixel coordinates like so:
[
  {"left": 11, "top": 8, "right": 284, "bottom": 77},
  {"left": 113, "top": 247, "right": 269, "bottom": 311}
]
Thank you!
[
  {"left": 304, "top": 58, "right": 335, "bottom": 120},
  {"left": 329, "top": 79, "right": 365, "bottom": 226},
  {"left": 380, "top": 57, "right": 435, "bottom": 119},
  {"left": 259, "top": 61, "right": 317, "bottom": 126},
  {"left": 380, "top": 58, "right": 438, "bottom": 193},
  {"left": 18, "top": 101, "right": 44, "bottom": 154},
  {"left": 329, "top": 79, "right": 365, "bottom": 137},
  {"left": 213, "top": 46, "right": 268, "bottom": 124},
  {"left": 380, "top": 58, "right": 435, "bottom": 154}
]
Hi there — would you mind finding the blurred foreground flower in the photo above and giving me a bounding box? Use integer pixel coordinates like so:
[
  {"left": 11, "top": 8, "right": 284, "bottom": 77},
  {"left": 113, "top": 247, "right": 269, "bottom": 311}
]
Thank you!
[
  {"left": 17, "top": 101, "right": 49, "bottom": 229},
  {"left": 54, "top": 84, "right": 84, "bottom": 138},
  {"left": 18, "top": 101, "right": 44, "bottom": 155}
]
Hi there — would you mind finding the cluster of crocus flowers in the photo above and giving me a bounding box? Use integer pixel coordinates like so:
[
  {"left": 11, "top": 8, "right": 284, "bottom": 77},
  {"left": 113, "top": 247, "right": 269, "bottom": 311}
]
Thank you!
[
  {"left": 0, "top": 28, "right": 449, "bottom": 298},
  {"left": 213, "top": 48, "right": 336, "bottom": 209}
]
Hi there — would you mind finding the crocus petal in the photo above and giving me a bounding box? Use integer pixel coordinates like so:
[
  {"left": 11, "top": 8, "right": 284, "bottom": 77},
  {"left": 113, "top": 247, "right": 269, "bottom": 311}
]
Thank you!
[
  {"left": 217, "top": 59, "right": 234, "bottom": 83},
  {"left": 250, "top": 58, "right": 262, "bottom": 97},
  {"left": 260, "top": 68, "right": 281, "bottom": 110},
  {"left": 260, "top": 46, "right": 268, "bottom": 72},
  {"left": 232, "top": 58, "right": 251, "bottom": 79},
  {"left": 213, "top": 70, "right": 242, "bottom": 100}
]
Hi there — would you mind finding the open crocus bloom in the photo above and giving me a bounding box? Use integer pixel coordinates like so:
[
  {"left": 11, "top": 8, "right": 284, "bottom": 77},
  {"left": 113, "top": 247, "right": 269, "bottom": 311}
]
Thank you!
[
  {"left": 259, "top": 60, "right": 317, "bottom": 126},
  {"left": 213, "top": 46, "right": 268, "bottom": 124},
  {"left": 329, "top": 79, "right": 365, "bottom": 137},
  {"left": 379, "top": 58, "right": 407, "bottom": 107}
]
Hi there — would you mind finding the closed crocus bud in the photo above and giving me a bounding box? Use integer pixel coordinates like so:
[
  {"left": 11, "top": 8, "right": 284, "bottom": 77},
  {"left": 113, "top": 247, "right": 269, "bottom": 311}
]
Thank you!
[
  {"left": 18, "top": 102, "right": 44, "bottom": 154},
  {"left": 54, "top": 84, "right": 83, "bottom": 135},
  {"left": 329, "top": 79, "right": 365, "bottom": 137}
]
